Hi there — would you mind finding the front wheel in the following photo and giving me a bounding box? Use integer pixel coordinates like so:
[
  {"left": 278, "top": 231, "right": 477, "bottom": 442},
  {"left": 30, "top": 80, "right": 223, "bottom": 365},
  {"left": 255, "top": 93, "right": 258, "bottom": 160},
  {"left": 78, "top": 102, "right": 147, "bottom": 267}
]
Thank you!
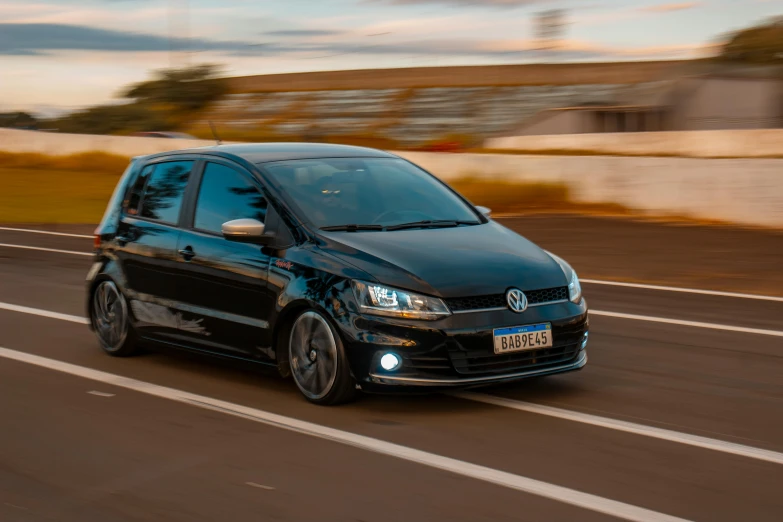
[
  {"left": 90, "top": 279, "right": 140, "bottom": 357},
  {"left": 288, "top": 310, "right": 357, "bottom": 405}
]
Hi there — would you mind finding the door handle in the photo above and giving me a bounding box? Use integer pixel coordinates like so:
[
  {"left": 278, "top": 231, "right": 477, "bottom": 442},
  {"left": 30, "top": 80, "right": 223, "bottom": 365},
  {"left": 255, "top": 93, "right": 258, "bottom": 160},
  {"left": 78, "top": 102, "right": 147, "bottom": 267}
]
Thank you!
[{"left": 178, "top": 247, "right": 196, "bottom": 260}]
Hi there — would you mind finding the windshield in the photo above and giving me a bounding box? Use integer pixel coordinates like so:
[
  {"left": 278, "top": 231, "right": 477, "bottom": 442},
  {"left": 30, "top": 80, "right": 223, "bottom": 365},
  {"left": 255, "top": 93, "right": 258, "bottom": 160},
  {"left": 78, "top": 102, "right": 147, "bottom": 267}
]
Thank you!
[{"left": 263, "top": 158, "right": 481, "bottom": 229}]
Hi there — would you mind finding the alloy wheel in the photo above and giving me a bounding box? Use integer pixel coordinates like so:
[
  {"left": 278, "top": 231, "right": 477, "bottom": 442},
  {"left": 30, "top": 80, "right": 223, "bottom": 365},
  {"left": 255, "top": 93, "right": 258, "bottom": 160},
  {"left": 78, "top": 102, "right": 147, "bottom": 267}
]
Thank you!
[
  {"left": 92, "top": 280, "right": 129, "bottom": 352},
  {"left": 289, "top": 311, "right": 338, "bottom": 400}
]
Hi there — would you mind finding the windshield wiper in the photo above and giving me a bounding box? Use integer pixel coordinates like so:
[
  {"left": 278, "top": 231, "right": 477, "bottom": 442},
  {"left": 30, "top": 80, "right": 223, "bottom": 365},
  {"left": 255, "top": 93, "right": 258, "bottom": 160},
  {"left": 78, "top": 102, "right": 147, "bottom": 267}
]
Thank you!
[
  {"left": 320, "top": 224, "right": 385, "bottom": 232},
  {"left": 385, "top": 220, "right": 480, "bottom": 231}
]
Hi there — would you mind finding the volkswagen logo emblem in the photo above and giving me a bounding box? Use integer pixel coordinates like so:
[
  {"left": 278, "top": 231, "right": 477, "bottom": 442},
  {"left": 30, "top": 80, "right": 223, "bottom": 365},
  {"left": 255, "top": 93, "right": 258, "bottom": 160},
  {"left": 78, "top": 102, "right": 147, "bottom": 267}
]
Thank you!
[{"left": 506, "top": 288, "right": 528, "bottom": 313}]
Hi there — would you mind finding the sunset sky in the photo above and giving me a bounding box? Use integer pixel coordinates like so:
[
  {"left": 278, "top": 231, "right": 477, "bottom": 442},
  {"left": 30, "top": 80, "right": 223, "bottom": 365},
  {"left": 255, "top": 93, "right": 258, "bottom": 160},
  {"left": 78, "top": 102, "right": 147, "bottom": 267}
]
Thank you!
[{"left": 2, "top": 0, "right": 780, "bottom": 114}]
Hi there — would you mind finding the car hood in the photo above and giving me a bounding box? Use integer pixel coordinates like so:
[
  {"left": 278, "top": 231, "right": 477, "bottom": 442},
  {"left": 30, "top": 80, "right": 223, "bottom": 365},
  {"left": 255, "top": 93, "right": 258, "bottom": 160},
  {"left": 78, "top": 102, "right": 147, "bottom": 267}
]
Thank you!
[{"left": 317, "top": 222, "right": 567, "bottom": 298}]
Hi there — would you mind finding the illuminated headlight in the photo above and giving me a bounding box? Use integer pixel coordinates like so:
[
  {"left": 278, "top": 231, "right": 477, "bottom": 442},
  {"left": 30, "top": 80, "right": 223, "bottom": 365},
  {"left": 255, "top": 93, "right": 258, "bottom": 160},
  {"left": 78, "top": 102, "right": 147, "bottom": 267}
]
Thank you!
[
  {"left": 546, "top": 251, "right": 583, "bottom": 304},
  {"left": 351, "top": 280, "right": 451, "bottom": 320}
]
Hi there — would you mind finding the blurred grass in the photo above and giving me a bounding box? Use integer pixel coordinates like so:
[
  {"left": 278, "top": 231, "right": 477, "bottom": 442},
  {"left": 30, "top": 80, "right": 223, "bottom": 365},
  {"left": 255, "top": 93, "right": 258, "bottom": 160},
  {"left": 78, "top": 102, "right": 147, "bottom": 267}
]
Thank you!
[
  {"left": 0, "top": 151, "right": 130, "bottom": 172},
  {"left": 0, "top": 152, "right": 130, "bottom": 223},
  {"left": 0, "top": 168, "right": 121, "bottom": 223},
  {"left": 0, "top": 152, "right": 627, "bottom": 223},
  {"left": 450, "top": 176, "right": 628, "bottom": 215}
]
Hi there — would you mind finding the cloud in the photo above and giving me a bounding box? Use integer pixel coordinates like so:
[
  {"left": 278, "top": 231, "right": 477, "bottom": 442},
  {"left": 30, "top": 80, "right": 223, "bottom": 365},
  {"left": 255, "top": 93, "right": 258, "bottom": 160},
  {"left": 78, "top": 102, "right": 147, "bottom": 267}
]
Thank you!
[
  {"left": 639, "top": 2, "right": 702, "bottom": 13},
  {"left": 265, "top": 29, "right": 347, "bottom": 37},
  {"left": 0, "top": 23, "right": 259, "bottom": 55},
  {"left": 0, "top": 21, "right": 706, "bottom": 63},
  {"left": 373, "top": 0, "right": 543, "bottom": 7}
]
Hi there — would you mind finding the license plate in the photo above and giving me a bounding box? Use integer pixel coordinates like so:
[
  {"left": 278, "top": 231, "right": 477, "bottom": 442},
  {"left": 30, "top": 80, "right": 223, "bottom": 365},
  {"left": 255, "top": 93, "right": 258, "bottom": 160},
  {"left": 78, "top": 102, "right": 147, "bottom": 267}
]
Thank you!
[{"left": 493, "top": 323, "right": 552, "bottom": 354}]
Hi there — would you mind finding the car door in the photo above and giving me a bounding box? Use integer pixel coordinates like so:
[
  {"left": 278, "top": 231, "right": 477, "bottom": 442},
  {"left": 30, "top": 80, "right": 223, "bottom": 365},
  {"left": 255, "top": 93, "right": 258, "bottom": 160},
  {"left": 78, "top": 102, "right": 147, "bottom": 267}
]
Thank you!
[
  {"left": 113, "top": 158, "right": 196, "bottom": 342},
  {"left": 170, "top": 160, "right": 277, "bottom": 361}
]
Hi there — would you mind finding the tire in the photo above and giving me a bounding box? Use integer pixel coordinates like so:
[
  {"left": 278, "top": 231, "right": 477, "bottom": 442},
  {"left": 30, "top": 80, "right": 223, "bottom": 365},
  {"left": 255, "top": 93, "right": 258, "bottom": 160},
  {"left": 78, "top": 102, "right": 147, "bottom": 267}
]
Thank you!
[
  {"left": 90, "top": 279, "right": 140, "bottom": 357},
  {"left": 288, "top": 309, "right": 357, "bottom": 405}
]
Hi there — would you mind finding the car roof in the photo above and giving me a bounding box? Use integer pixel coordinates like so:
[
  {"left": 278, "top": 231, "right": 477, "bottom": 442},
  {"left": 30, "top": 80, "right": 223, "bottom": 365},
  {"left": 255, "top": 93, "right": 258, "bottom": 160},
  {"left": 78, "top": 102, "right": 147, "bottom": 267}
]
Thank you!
[{"left": 139, "top": 142, "right": 398, "bottom": 165}]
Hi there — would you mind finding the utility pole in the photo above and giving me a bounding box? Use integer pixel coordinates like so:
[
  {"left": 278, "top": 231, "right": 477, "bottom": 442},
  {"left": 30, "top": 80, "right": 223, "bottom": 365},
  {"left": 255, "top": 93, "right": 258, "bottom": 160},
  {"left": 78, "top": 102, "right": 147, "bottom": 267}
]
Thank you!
[
  {"left": 168, "top": 0, "right": 191, "bottom": 69},
  {"left": 534, "top": 9, "right": 566, "bottom": 64},
  {"left": 534, "top": 9, "right": 567, "bottom": 116}
]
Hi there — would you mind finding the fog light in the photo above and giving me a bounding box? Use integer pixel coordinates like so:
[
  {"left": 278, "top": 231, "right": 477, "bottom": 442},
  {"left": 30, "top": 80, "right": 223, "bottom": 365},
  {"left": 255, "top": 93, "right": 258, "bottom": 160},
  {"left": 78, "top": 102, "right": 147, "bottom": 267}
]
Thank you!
[
  {"left": 580, "top": 332, "right": 589, "bottom": 350},
  {"left": 380, "top": 353, "right": 402, "bottom": 371}
]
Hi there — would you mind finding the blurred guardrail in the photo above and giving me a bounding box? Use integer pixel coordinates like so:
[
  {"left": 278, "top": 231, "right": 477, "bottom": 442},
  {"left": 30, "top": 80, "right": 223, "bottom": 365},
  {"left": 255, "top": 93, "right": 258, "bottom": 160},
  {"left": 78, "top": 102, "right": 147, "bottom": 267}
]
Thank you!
[{"left": 1, "top": 128, "right": 781, "bottom": 228}]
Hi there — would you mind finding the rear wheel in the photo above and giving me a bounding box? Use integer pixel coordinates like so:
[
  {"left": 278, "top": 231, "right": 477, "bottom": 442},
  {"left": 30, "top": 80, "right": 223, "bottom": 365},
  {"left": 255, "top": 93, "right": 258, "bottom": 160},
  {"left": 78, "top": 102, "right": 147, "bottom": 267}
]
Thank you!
[
  {"left": 91, "top": 280, "right": 139, "bottom": 357},
  {"left": 288, "top": 310, "right": 357, "bottom": 405}
]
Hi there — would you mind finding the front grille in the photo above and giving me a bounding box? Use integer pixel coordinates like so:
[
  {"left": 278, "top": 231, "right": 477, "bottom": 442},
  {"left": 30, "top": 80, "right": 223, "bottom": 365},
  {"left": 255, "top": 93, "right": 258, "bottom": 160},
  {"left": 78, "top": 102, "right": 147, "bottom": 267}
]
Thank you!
[
  {"left": 403, "top": 355, "right": 452, "bottom": 372},
  {"left": 445, "top": 286, "right": 568, "bottom": 312},
  {"left": 526, "top": 286, "right": 569, "bottom": 305},
  {"left": 445, "top": 294, "right": 506, "bottom": 312},
  {"left": 448, "top": 318, "right": 587, "bottom": 376}
]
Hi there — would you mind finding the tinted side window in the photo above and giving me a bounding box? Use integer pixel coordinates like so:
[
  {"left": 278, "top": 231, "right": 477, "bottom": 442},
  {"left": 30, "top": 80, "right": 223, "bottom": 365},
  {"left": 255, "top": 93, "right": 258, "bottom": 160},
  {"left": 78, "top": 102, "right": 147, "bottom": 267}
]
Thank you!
[
  {"left": 194, "top": 163, "right": 267, "bottom": 234},
  {"left": 125, "top": 165, "right": 153, "bottom": 216},
  {"left": 139, "top": 161, "right": 193, "bottom": 224}
]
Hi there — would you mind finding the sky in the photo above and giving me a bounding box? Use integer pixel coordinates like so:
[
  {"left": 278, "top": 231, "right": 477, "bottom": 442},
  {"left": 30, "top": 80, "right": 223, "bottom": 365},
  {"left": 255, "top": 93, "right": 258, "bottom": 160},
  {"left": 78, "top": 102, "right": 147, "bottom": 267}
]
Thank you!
[{"left": 1, "top": 0, "right": 780, "bottom": 115}]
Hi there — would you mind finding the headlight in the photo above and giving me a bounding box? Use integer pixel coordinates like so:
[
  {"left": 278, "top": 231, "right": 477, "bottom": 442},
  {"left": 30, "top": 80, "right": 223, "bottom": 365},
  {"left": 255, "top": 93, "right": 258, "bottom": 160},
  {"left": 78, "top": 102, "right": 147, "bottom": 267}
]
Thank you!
[
  {"left": 351, "top": 280, "right": 451, "bottom": 320},
  {"left": 567, "top": 269, "right": 582, "bottom": 304},
  {"left": 546, "top": 252, "right": 582, "bottom": 304}
]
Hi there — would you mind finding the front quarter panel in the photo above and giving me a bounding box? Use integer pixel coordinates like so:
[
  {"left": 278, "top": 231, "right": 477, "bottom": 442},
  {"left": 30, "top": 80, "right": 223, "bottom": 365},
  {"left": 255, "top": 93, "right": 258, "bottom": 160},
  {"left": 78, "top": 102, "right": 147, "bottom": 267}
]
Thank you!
[{"left": 267, "top": 244, "right": 373, "bottom": 366}]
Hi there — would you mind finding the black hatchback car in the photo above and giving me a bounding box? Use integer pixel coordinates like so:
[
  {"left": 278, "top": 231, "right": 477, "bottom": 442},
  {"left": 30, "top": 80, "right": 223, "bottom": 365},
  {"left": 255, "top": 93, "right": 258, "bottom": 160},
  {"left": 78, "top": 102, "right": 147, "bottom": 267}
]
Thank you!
[{"left": 87, "top": 143, "right": 588, "bottom": 405}]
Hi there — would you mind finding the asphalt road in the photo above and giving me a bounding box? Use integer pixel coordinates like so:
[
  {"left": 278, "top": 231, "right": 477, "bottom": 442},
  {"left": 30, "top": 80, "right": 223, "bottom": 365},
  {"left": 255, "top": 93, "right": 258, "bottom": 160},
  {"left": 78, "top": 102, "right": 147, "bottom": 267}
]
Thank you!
[{"left": 1, "top": 217, "right": 782, "bottom": 522}]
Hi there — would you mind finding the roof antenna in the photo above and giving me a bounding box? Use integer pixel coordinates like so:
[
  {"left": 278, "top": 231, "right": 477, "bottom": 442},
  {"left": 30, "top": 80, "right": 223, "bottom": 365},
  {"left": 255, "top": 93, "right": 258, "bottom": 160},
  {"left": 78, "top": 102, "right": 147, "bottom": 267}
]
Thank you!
[{"left": 208, "top": 121, "right": 223, "bottom": 146}]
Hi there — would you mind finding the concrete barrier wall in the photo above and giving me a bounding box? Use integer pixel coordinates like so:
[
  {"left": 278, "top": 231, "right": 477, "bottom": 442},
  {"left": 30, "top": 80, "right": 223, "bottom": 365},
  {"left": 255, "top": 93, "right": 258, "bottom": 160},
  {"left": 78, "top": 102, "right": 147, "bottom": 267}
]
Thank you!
[
  {"left": 1, "top": 129, "right": 781, "bottom": 228},
  {"left": 0, "top": 129, "right": 218, "bottom": 157},
  {"left": 397, "top": 152, "right": 783, "bottom": 228},
  {"left": 485, "top": 129, "right": 783, "bottom": 158}
]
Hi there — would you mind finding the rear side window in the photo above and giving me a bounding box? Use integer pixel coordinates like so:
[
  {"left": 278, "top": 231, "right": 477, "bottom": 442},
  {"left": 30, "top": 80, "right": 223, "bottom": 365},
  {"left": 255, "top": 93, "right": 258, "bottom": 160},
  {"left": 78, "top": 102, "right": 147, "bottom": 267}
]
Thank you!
[
  {"left": 138, "top": 161, "right": 193, "bottom": 225},
  {"left": 194, "top": 162, "right": 267, "bottom": 234},
  {"left": 125, "top": 165, "right": 154, "bottom": 216}
]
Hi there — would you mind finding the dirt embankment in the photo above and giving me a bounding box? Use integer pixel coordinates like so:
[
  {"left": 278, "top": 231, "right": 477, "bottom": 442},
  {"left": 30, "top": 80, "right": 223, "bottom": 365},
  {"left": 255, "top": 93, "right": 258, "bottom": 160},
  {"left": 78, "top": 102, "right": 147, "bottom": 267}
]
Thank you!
[{"left": 229, "top": 61, "right": 688, "bottom": 93}]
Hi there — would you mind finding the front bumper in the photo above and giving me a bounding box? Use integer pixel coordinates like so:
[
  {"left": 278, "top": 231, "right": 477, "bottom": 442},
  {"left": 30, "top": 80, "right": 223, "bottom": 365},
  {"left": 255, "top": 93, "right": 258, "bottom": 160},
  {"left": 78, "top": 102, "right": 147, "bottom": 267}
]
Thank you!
[
  {"left": 368, "top": 350, "right": 587, "bottom": 387},
  {"left": 342, "top": 299, "right": 589, "bottom": 392}
]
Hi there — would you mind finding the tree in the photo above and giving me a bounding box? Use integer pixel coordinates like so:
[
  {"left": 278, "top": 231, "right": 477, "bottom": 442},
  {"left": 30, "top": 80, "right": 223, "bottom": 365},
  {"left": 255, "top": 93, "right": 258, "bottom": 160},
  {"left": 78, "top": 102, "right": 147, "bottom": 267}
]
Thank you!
[
  {"left": 122, "top": 64, "right": 228, "bottom": 113},
  {"left": 49, "top": 103, "right": 171, "bottom": 135},
  {"left": 0, "top": 112, "right": 39, "bottom": 129},
  {"left": 45, "top": 64, "right": 228, "bottom": 135},
  {"left": 718, "top": 18, "right": 783, "bottom": 64}
]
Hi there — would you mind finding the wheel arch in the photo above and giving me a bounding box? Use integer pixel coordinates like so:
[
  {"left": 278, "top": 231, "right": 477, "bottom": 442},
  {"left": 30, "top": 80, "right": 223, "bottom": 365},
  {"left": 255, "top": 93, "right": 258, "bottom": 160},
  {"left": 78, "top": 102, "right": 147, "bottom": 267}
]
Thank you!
[{"left": 85, "top": 258, "right": 130, "bottom": 329}]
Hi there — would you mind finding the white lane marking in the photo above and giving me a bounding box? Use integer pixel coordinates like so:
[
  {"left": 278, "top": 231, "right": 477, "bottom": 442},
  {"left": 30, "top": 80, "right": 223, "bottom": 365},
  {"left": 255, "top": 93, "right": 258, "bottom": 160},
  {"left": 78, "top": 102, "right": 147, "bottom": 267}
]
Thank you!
[
  {"left": 88, "top": 390, "right": 115, "bottom": 397},
  {"left": 583, "top": 279, "right": 783, "bottom": 303},
  {"left": 0, "top": 302, "right": 89, "bottom": 325},
  {"left": 0, "top": 231, "right": 780, "bottom": 304},
  {"left": 1, "top": 299, "right": 780, "bottom": 343},
  {"left": 590, "top": 310, "right": 783, "bottom": 338},
  {"left": 0, "top": 243, "right": 92, "bottom": 257},
  {"left": 0, "top": 226, "right": 92, "bottom": 239},
  {"left": 0, "top": 347, "right": 691, "bottom": 522},
  {"left": 454, "top": 393, "right": 783, "bottom": 466},
  {"left": 246, "top": 482, "right": 275, "bottom": 491}
]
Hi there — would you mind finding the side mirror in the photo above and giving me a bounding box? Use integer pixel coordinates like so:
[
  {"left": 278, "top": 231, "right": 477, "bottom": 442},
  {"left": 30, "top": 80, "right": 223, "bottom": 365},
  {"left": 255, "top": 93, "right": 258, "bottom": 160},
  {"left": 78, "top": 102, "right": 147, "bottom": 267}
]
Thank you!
[
  {"left": 222, "top": 218, "right": 269, "bottom": 243},
  {"left": 476, "top": 205, "right": 492, "bottom": 218}
]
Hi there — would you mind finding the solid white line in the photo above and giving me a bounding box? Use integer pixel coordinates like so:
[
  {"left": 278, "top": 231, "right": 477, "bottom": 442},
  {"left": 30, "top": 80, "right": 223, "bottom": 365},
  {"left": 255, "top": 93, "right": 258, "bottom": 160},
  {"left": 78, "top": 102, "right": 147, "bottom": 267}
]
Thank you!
[
  {"left": 583, "top": 279, "right": 783, "bottom": 303},
  {"left": 88, "top": 390, "right": 115, "bottom": 397},
  {"left": 454, "top": 393, "right": 783, "bottom": 466},
  {"left": 0, "top": 347, "right": 691, "bottom": 522},
  {"left": 245, "top": 482, "right": 275, "bottom": 491},
  {"left": 0, "top": 229, "right": 780, "bottom": 303},
  {"left": 590, "top": 309, "right": 783, "bottom": 338},
  {"left": 0, "top": 226, "right": 92, "bottom": 239},
  {"left": 0, "top": 298, "right": 780, "bottom": 342},
  {"left": 0, "top": 302, "right": 89, "bottom": 324},
  {"left": 0, "top": 242, "right": 93, "bottom": 257}
]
